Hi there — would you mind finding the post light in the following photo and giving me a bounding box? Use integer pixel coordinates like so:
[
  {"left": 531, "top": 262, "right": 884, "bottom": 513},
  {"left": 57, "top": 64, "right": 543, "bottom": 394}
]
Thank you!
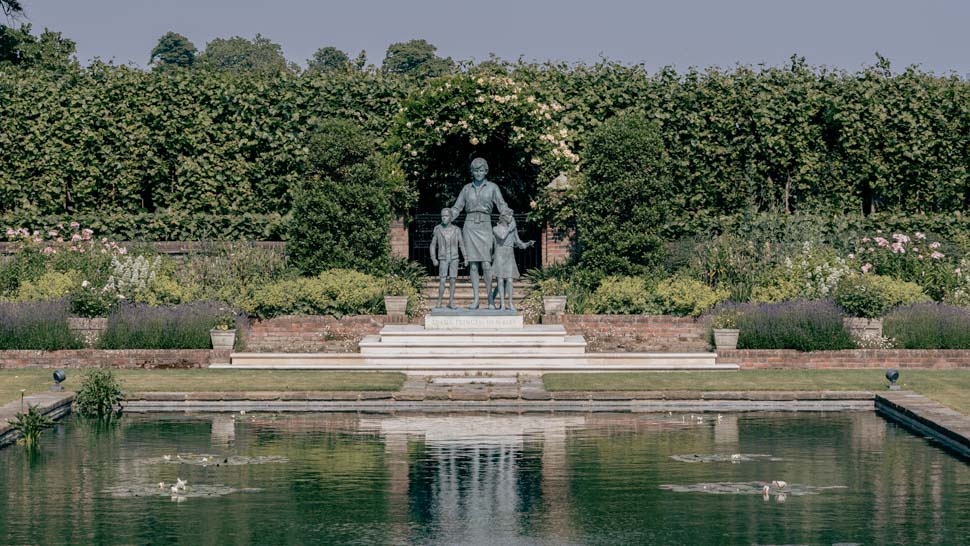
[
  {"left": 886, "top": 368, "right": 900, "bottom": 391},
  {"left": 51, "top": 369, "right": 67, "bottom": 392}
]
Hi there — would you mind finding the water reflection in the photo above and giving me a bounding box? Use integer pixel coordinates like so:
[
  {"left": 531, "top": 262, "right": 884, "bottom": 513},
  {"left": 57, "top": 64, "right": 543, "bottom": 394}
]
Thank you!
[{"left": 0, "top": 411, "right": 968, "bottom": 545}]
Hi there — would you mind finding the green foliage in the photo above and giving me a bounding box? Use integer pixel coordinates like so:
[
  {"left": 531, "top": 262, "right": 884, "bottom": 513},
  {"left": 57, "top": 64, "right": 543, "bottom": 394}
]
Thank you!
[
  {"left": 307, "top": 46, "right": 350, "bottom": 73},
  {"left": 588, "top": 276, "right": 651, "bottom": 314},
  {"left": 198, "top": 34, "right": 292, "bottom": 73},
  {"left": 650, "top": 277, "right": 728, "bottom": 317},
  {"left": 751, "top": 243, "right": 851, "bottom": 303},
  {"left": 2, "top": 212, "right": 287, "bottom": 241},
  {"left": 7, "top": 269, "right": 79, "bottom": 301},
  {"left": 173, "top": 243, "right": 293, "bottom": 308},
  {"left": 884, "top": 303, "right": 970, "bottom": 349},
  {"left": 150, "top": 32, "right": 197, "bottom": 68},
  {"left": 74, "top": 369, "right": 125, "bottom": 420},
  {"left": 244, "top": 269, "right": 387, "bottom": 319},
  {"left": 576, "top": 112, "right": 669, "bottom": 275},
  {"left": 287, "top": 119, "right": 392, "bottom": 275},
  {"left": 9, "top": 404, "right": 53, "bottom": 447},
  {"left": 0, "top": 23, "right": 76, "bottom": 70},
  {"left": 1, "top": 0, "right": 24, "bottom": 16},
  {"left": 833, "top": 274, "right": 930, "bottom": 318},
  {"left": 382, "top": 39, "right": 454, "bottom": 78}
]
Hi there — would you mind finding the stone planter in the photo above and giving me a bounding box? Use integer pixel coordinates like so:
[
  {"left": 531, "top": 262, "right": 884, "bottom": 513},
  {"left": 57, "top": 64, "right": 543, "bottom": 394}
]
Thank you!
[
  {"left": 383, "top": 296, "right": 409, "bottom": 317},
  {"left": 843, "top": 317, "right": 883, "bottom": 338},
  {"left": 210, "top": 329, "right": 236, "bottom": 350},
  {"left": 542, "top": 295, "right": 568, "bottom": 315},
  {"left": 713, "top": 328, "right": 740, "bottom": 351},
  {"left": 68, "top": 317, "right": 108, "bottom": 347}
]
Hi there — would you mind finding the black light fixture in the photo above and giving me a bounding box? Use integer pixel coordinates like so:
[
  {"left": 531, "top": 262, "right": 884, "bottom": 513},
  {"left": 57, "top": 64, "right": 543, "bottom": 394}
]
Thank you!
[
  {"left": 886, "top": 368, "right": 900, "bottom": 391},
  {"left": 51, "top": 369, "right": 67, "bottom": 392}
]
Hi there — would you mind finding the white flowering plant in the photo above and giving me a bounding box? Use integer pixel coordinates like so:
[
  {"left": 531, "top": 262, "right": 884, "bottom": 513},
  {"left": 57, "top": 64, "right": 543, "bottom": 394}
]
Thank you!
[{"left": 852, "top": 231, "right": 957, "bottom": 300}]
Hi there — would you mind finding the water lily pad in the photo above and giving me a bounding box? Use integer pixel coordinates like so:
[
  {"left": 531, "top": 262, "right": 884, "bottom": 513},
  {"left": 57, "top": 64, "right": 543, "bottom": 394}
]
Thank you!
[
  {"left": 669, "top": 453, "right": 780, "bottom": 463},
  {"left": 659, "top": 481, "right": 847, "bottom": 496},
  {"left": 146, "top": 453, "right": 288, "bottom": 466},
  {"left": 104, "top": 484, "right": 262, "bottom": 499}
]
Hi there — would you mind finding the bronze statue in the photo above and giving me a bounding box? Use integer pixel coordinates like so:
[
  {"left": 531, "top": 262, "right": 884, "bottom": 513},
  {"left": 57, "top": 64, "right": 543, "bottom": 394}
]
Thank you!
[{"left": 430, "top": 208, "right": 467, "bottom": 308}]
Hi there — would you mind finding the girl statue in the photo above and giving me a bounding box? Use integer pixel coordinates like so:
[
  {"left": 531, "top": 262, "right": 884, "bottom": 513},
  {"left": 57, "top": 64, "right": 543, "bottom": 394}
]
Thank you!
[{"left": 490, "top": 208, "right": 535, "bottom": 311}]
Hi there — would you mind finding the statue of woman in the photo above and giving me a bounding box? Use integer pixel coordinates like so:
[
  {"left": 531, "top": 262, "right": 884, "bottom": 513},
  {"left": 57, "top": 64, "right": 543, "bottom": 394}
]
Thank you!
[{"left": 448, "top": 158, "right": 510, "bottom": 309}]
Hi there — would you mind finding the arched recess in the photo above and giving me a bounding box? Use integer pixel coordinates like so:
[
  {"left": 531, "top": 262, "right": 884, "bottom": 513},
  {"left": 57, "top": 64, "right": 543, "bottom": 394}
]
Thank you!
[{"left": 388, "top": 74, "right": 578, "bottom": 272}]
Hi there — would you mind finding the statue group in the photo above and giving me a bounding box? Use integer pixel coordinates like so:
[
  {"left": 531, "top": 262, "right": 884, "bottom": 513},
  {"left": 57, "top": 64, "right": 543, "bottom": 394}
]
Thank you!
[{"left": 430, "top": 157, "right": 534, "bottom": 311}]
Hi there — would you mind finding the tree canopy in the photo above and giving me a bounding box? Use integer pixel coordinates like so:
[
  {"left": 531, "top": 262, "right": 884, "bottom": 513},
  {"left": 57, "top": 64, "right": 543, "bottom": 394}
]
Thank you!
[
  {"left": 0, "top": 23, "right": 75, "bottom": 69},
  {"left": 307, "top": 46, "right": 350, "bottom": 73},
  {"left": 198, "top": 34, "right": 292, "bottom": 73},
  {"left": 150, "top": 32, "right": 197, "bottom": 68},
  {"left": 382, "top": 39, "right": 454, "bottom": 78}
]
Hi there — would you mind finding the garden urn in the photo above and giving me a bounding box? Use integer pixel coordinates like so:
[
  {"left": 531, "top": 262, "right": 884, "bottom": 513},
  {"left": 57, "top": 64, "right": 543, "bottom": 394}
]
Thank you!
[
  {"left": 842, "top": 317, "right": 883, "bottom": 338},
  {"left": 713, "top": 328, "right": 740, "bottom": 351},
  {"left": 384, "top": 295, "right": 409, "bottom": 317},
  {"left": 542, "top": 295, "right": 568, "bottom": 316},
  {"left": 210, "top": 329, "right": 237, "bottom": 351}
]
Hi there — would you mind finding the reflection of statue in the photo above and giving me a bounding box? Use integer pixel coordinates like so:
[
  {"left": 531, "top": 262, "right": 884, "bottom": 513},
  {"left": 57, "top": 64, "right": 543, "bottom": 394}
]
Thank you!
[
  {"left": 448, "top": 158, "right": 509, "bottom": 309},
  {"left": 490, "top": 209, "right": 534, "bottom": 311},
  {"left": 430, "top": 208, "right": 467, "bottom": 309}
]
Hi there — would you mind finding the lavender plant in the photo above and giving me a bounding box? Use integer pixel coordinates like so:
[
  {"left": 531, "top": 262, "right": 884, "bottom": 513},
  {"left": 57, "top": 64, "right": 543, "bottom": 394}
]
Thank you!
[
  {"left": 98, "top": 302, "right": 226, "bottom": 349},
  {"left": 0, "top": 300, "right": 83, "bottom": 350},
  {"left": 735, "top": 300, "right": 855, "bottom": 351},
  {"left": 884, "top": 303, "right": 970, "bottom": 349}
]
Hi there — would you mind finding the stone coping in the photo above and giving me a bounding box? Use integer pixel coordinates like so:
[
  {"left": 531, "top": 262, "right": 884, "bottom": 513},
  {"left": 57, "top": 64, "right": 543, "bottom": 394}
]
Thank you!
[{"left": 876, "top": 392, "right": 970, "bottom": 459}]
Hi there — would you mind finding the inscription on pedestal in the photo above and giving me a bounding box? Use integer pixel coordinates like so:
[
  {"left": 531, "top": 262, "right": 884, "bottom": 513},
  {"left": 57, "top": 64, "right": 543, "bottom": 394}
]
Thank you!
[{"left": 424, "top": 315, "right": 524, "bottom": 330}]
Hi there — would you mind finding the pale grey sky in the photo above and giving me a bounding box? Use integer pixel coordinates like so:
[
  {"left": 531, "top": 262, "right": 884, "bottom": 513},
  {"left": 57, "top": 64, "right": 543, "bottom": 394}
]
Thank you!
[{"left": 13, "top": 0, "right": 970, "bottom": 74}]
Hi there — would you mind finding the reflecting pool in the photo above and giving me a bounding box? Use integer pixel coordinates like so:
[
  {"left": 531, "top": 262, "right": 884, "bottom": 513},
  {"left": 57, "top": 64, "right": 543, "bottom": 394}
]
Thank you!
[{"left": 1, "top": 411, "right": 968, "bottom": 545}]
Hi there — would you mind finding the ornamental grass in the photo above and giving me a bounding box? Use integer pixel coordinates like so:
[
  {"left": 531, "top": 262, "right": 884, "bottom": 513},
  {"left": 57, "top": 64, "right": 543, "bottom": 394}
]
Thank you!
[
  {"left": 98, "top": 302, "right": 225, "bottom": 350},
  {"left": 884, "top": 303, "right": 970, "bottom": 349},
  {"left": 735, "top": 300, "right": 855, "bottom": 352},
  {"left": 0, "top": 300, "right": 83, "bottom": 350}
]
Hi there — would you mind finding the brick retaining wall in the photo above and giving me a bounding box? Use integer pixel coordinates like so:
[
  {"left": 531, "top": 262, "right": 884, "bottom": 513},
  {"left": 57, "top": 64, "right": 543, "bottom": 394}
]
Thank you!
[
  {"left": 0, "top": 349, "right": 228, "bottom": 369},
  {"left": 717, "top": 349, "right": 970, "bottom": 369},
  {"left": 244, "top": 315, "right": 395, "bottom": 352},
  {"left": 543, "top": 314, "right": 710, "bottom": 352}
]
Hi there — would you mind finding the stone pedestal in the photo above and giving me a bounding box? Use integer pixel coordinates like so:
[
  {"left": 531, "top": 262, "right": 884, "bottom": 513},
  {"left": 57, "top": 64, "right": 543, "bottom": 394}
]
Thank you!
[{"left": 424, "top": 308, "right": 523, "bottom": 330}]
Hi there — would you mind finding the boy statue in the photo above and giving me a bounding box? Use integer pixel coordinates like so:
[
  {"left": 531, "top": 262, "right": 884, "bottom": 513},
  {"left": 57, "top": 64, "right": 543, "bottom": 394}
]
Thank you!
[{"left": 430, "top": 208, "right": 467, "bottom": 308}]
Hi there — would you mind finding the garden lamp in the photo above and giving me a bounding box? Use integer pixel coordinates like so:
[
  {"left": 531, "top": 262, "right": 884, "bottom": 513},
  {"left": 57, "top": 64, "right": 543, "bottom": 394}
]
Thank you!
[
  {"left": 51, "top": 369, "right": 67, "bottom": 392},
  {"left": 885, "top": 368, "right": 900, "bottom": 391}
]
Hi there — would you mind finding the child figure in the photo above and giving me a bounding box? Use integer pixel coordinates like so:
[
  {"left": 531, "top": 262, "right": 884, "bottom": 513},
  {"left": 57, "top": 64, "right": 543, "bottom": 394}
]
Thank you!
[
  {"left": 490, "top": 208, "right": 535, "bottom": 311},
  {"left": 430, "top": 208, "right": 467, "bottom": 308}
]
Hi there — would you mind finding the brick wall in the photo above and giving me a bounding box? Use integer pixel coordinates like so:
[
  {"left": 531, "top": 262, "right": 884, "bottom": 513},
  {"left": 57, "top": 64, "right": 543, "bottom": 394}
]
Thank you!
[
  {"left": 545, "top": 314, "right": 710, "bottom": 352},
  {"left": 0, "top": 349, "right": 227, "bottom": 369},
  {"left": 541, "top": 224, "right": 573, "bottom": 267},
  {"left": 244, "top": 315, "right": 394, "bottom": 352},
  {"left": 717, "top": 349, "right": 970, "bottom": 369},
  {"left": 389, "top": 217, "right": 409, "bottom": 259}
]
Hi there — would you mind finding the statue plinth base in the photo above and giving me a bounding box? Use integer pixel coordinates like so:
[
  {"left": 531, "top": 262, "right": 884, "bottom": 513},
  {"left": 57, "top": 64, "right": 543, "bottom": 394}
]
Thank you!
[{"left": 425, "top": 308, "right": 523, "bottom": 330}]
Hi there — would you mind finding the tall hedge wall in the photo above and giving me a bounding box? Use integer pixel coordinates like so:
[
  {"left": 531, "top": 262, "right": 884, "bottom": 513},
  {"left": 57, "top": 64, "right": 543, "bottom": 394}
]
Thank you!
[{"left": 1, "top": 58, "right": 968, "bottom": 241}]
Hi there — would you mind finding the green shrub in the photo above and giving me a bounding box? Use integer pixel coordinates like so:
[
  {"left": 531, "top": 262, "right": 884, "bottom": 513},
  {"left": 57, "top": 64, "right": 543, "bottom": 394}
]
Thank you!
[
  {"left": 0, "top": 300, "right": 83, "bottom": 350},
  {"left": 287, "top": 119, "right": 392, "bottom": 276},
  {"left": 8, "top": 270, "right": 79, "bottom": 302},
  {"left": 833, "top": 274, "right": 930, "bottom": 318},
  {"left": 884, "top": 303, "right": 970, "bottom": 349},
  {"left": 751, "top": 243, "right": 851, "bottom": 303},
  {"left": 735, "top": 300, "right": 855, "bottom": 351},
  {"left": 173, "top": 243, "right": 293, "bottom": 308},
  {"left": 650, "top": 277, "right": 728, "bottom": 317},
  {"left": 74, "top": 369, "right": 124, "bottom": 420},
  {"left": 245, "top": 269, "right": 388, "bottom": 318},
  {"left": 576, "top": 112, "right": 669, "bottom": 276},
  {"left": 588, "top": 276, "right": 651, "bottom": 314}
]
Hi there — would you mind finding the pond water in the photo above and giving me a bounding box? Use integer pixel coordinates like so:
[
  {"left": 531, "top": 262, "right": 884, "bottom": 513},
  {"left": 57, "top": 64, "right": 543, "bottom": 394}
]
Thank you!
[{"left": 1, "top": 411, "right": 968, "bottom": 545}]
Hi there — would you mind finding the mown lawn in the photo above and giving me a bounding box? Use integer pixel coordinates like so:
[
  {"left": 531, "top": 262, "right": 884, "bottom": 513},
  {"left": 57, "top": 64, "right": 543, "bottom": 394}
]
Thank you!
[
  {"left": 543, "top": 369, "right": 970, "bottom": 414},
  {"left": 0, "top": 369, "right": 406, "bottom": 405}
]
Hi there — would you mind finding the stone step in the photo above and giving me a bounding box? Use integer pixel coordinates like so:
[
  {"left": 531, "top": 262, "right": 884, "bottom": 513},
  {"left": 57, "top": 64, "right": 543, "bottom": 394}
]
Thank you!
[
  {"left": 359, "top": 338, "right": 588, "bottom": 356},
  {"left": 224, "top": 352, "right": 727, "bottom": 374},
  {"left": 377, "top": 324, "right": 567, "bottom": 338}
]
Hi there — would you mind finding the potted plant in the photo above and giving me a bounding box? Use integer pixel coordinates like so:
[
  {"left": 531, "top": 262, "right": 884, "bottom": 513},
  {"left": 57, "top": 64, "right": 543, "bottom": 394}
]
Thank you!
[
  {"left": 383, "top": 277, "right": 411, "bottom": 317},
  {"left": 711, "top": 308, "right": 741, "bottom": 350},
  {"left": 210, "top": 308, "right": 237, "bottom": 350},
  {"left": 539, "top": 278, "right": 568, "bottom": 315}
]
